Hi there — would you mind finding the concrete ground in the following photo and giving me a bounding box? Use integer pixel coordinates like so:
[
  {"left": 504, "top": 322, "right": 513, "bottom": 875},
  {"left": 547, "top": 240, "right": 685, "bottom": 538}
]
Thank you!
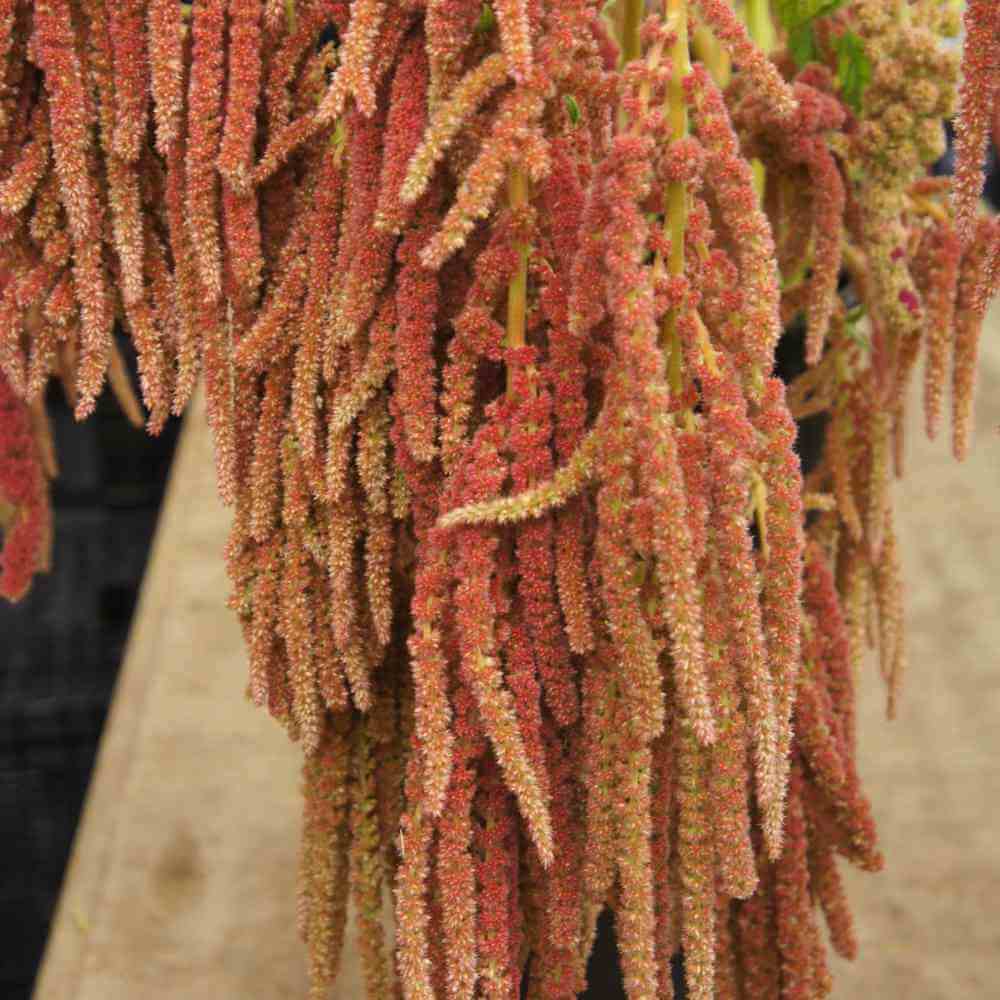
[
  {"left": 36, "top": 304, "right": 1000, "bottom": 998},
  {"left": 830, "top": 302, "right": 1000, "bottom": 998}
]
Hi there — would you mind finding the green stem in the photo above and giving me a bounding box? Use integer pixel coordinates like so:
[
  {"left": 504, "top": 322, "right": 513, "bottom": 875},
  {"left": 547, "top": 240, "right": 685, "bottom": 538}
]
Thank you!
[
  {"left": 505, "top": 166, "right": 529, "bottom": 391},
  {"left": 620, "top": 0, "right": 645, "bottom": 67},
  {"left": 744, "top": 0, "right": 774, "bottom": 200},
  {"left": 663, "top": 0, "right": 690, "bottom": 399},
  {"left": 745, "top": 0, "right": 775, "bottom": 55}
]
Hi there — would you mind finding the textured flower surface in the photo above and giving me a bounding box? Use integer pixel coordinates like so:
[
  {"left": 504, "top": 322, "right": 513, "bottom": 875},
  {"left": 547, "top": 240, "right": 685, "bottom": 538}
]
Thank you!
[{"left": 0, "top": 2, "right": 995, "bottom": 998}]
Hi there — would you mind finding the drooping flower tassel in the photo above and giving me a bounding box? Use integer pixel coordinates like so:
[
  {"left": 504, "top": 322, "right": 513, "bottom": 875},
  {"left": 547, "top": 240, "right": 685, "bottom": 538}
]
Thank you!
[
  {"left": 476, "top": 755, "right": 521, "bottom": 1000},
  {"left": 754, "top": 376, "right": 805, "bottom": 807},
  {"left": 185, "top": 0, "right": 226, "bottom": 301},
  {"left": 147, "top": 0, "right": 184, "bottom": 156},
  {"left": 33, "top": 0, "right": 113, "bottom": 416},
  {"left": 773, "top": 764, "right": 816, "bottom": 1000},
  {"left": 703, "top": 572, "right": 757, "bottom": 901},
  {"left": 735, "top": 858, "right": 781, "bottom": 999},
  {"left": 393, "top": 208, "right": 440, "bottom": 463},
  {"left": 109, "top": 0, "right": 149, "bottom": 165},
  {"left": 0, "top": 100, "right": 49, "bottom": 216},
  {"left": 349, "top": 716, "right": 395, "bottom": 998},
  {"left": 676, "top": 719, "right": 716, "bottom": 1000},
  {"left": 395, "top": 758, "right": 436, "bottom": 1000},
  {"left": 915, "top": 220, "right": 961, "bottom": 441},
  {"left": 952, "top": 216, "right": 999, "bottom": 460},
  {"left": 0, "top": 371, "right": 52, "bottom": 602},
  {"left": 451, "top": 429, "right": 553, "bottom": 865},
  {"left": 357, "top": 394, "right": 393, "bottom": 649},
  {"left": 299, "top": 714, "right": 352, "bottom": 1000},
  {"left": 580, "top": 648, "right": 619, "bottom": 933},
  {"left": 687, "top": 65, "right": 783, "bottom": 377},
  {"left": 434, "top": 685, "right": 479, "bottom": 1000},
  {"left": 401, "top": 52, "right": 509, "bottom": 211},
  {"left": 952, "top": 0, "right": 1000, "bottom": 247},
  {"left": 507, "top": 356, "right": 579, "bottom": 728},
  {"left": 706, "top": 369, "right": 783, "bottom": 859},
  {"left": 693, "top": 0, "right": 796, "bottom": 121},
  {"left": 614, "top": 721, "right": 658, "bottom": 999},
  {"left": 219, "top": 0, "right": 263, "bottom": 192}
]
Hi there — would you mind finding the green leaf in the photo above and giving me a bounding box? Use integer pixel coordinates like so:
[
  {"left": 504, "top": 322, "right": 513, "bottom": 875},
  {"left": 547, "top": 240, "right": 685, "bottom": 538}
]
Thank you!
[
  {"left": 775, "top": 0, "right": 846, "bottom": 31},
  {"left": 788, "top": 23, "right": 817, "bottom": 67},
  {"left": 845, "top": 303, "right": 870, "bottom": 350},
  {"left": 563, "top": 94, "right": 581, "bottom": 126},
  {"left": 835, "top": 32, "right": 872, "bottom": 114},
  {"left": 475, "top": 3, "right": 496, "bottom": 34}
]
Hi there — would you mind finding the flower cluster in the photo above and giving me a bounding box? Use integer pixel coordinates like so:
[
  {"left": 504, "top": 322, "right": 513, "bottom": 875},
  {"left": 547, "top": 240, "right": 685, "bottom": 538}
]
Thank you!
[
  {"left": 0, "top": 369, "right": 52, "bottom": 601},
  {"left": 1, "top": 2, "right": 996, "bottom": 999}
]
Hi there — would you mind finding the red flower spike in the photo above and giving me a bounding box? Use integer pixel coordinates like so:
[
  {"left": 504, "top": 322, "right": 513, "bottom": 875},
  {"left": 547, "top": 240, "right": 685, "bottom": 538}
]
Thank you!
[
  {"left": 336, "top": 101, "right": 399, "bottom": 344},
  {"left": 219, "top": 0, "right": 263, "bottom": 193},
  {"left": 476, "top": 758, "right": 519, "bottom": 1000},
  {"left": 676, "top": 720, "right": 716, "bottom": 1000},
  {"left": 396, "top": 755, "right": 437, "bottom": 1000},
  {"left": 952, "top": 0, "right": 1000, "bottom": 246},
  {"left": 754, "top": 377, "right": 805, "bottom": 802},
  {"left": 535, "top": 721, "right": 585, "bottom": 997},
  {"left": 0, "top": 372, "right": 52, "bottom": 602},
  {"left": 184, "top": 0, "right": 226, "bottom": 301},
  {"left": 507, "top": 356, "right": 580, "bottom": 728},
  {"left": 693, "top": 0, "right": 796, "bottom": 121},
  {"left": 807, "top": 837, "right": 858, "bottom": 961},
  {"left": 735, "top": 860, "right": 781, "bottom": 998},
  {"left": 311, "top": 569, "right": 350, "bottom": 713},
  {"left": 774, "top": 765, "right": 817, "bottom": 1000},
  {"left": 349, "top": 719, "right": 395, "bottom": 996},
  {"left": 147, "top": 0, "right": 184, "bottom": 156},
  {"left": 393, "top": 209, "right": 441, "bottom": 463},
  {"left": 0, "top": 100, "right": 49, "bottom": 216},
  {"left": 495, "top": 0, "right": 533, "bottom": 84},
  {"left": 435, "top": 706, "right": 478, "bottom": 1000},
  {"left": 357, "top": 394, "right": 394, "bottom": 649},
  {"left": 376, "top": 33, "right": 430, "bottom": 235},
  {"left": 280, "top": 532, "right": 321, "bottom": 754},
  {"left": 299, "top": 717, "right": 352, "bottom": 1000},
  {"left": 706, "top": 370, "right": 783, "bottom": 859},
  {"left": 580, "top": 650, "right": 618, "bottom": 916},
  {"left": 803, "top": 543, "right": 856, "bottom": 754},
  {"left": 651, "top": 708, "right": 678, "bottom": 999},
  {"left": 109, "top": 0, "right": 149, "bottom": 165},
  {"left": 452, "top": 429, "right": 553, "bottom": 864},
  {"left": 33, "top": 0, "right": 113, "bottom": 416},
  {"left": 703, "top": 572, "right": 757, "bottom": 901},
  {"left": 687, "top": 66, "right": 782, "bottom": 376},
  {"left": 424, "top": 0, "right": 483, "bottom": 103},
  {"left": 953, "top": 217, "right": 1000, "bottom": 460},
  {"left": 615, "top": 729, "right": 658, "bottom": 1000},
  {"left": 637, "top": 396, "right": 715, "bottom": 747}
]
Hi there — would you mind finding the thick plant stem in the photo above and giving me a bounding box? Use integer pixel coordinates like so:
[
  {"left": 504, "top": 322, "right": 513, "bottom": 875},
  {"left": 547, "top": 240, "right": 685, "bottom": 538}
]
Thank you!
[
  {"left": 506, "top": 164, "right": 529, "bottom": 390},
  {"left": 743, "top": 0, "right": 773, "bottom": 200},
  {"left": 620, "top": 0, "right": 645, "bottom": 67},
  {"left": 616, "top": 0, "right": 648, "bottom": 132},
  {"left": 693, "top": 20, "right": 731, "bottom": 88},
  {"left": 745, "top": 0, "right": 775, "bottom": 56},
  {"left": 664, "top": 0, "right": 690, "bottom": 400}
]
